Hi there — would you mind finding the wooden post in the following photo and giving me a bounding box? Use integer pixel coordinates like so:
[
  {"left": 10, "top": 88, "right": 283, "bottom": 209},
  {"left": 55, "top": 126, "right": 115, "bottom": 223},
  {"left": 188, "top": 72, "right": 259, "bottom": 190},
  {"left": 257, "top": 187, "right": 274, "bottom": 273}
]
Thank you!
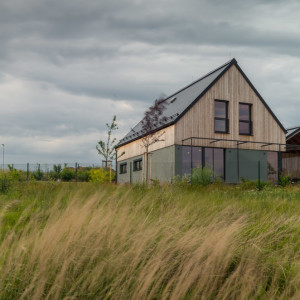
[
  {"left": 109, "top": 162, "right": 112, "bottom": 183},
  {"left": 149, "top": 153, "right": 152, "bottom": 184}
]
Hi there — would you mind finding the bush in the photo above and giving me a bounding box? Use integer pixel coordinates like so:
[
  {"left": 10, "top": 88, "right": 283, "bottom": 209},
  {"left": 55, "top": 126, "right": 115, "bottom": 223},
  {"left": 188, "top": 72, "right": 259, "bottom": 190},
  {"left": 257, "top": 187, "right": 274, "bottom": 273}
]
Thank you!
[
  {"left": 77, "top": 169, "right": 90, "bottom": 182},
  {"left": 278, "top": 174, "right": 291, "bottom": 187},
  {"left": 0, "top": 173, "right": 11, "bottom": 193},
  {"left": 60, "top": 167, "right": 75, "bottom": 182},
  {"left": 190, "top": 167, "right": 215, "bottom": 186},
  {"left": 239, "top": 177, "right": 270, "bottom": 190},
  {"left": 32, "top": 165, "right": 44, "bottom": 181},
  {"left": 89, "top": 168, "right": 115, "bottom": 183}
]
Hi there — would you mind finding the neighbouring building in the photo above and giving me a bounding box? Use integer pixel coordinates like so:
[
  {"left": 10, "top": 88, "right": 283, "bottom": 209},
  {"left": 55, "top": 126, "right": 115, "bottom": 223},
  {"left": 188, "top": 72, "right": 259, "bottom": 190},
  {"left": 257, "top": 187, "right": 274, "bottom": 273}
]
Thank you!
[
  {"left": 116, "top": 59, "right": 287, "bottom": 184},
  {"left": 282, "top": 127, "right": 300, "bottom": 179}
]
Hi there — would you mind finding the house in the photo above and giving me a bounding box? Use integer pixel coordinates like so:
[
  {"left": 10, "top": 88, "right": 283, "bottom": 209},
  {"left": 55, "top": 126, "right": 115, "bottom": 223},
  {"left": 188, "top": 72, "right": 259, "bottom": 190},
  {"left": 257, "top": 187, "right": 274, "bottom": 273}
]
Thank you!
[
  {"left": 116, "top": 59, "right": 287, "bottom": 184},
  {"left": 282, "top": 127, "right": 300, "bottom": 179}
]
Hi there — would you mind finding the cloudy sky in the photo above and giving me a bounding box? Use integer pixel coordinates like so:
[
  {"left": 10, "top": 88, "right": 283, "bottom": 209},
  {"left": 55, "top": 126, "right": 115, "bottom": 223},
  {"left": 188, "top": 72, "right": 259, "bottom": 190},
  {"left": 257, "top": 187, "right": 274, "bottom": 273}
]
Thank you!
[{"left": 1, "top": 0, "right": 300, "bottom": 164}]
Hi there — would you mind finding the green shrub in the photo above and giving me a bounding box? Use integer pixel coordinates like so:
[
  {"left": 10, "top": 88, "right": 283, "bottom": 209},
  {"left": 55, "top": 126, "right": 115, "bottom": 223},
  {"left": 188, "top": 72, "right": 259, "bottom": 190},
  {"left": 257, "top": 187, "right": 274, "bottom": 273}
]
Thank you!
[
  {"left": 0, "top": 173, "right": 11, "bottom": 193},
  {"left": 89, "top": 168, "right": 115, "bottom": 183},
  {"left": 190, "top": 167, "right": 215, "bottom": 186},
  {"left": 278, "top": 174, "right": 291, "bottom": 187},
  {"left": 239, "top": 177, "right": 270, "bottom": 190},
  {"left": 32, "top": 165, "right": 44, "bottom": 181},
  {"left": 60, "top": 168, "right": 75, "bottom": 182},
  {"left": 77, "top": 169, "right": 90, "bottom": 182}
]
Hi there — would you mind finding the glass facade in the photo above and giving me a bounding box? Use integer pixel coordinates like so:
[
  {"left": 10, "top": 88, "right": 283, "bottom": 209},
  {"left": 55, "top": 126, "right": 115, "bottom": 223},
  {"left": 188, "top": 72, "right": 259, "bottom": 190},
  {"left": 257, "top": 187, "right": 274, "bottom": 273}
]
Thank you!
[
  {"left": 182, "top": 146, "right": 224, "bottom": 179},
  {"left": 182, "top": 146, "right": 192, "bottom": 177}
]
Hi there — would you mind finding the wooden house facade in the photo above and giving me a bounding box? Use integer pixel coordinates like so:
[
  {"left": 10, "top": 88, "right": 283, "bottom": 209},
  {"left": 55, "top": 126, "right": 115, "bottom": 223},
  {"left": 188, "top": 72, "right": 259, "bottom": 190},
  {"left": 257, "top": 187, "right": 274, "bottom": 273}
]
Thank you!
[
  {"left": 116, "top": 59, "right": 286, "bottom": 183},
  {"left": 282, "top": 127, "right": 300, "bottom": 179}
]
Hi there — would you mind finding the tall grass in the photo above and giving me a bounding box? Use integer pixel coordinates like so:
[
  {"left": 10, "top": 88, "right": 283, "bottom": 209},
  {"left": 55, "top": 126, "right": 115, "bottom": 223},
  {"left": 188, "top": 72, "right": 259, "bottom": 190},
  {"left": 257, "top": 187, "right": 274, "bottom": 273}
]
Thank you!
[{"left": 0, "top": 183, "right": 300, "bottom": 299}]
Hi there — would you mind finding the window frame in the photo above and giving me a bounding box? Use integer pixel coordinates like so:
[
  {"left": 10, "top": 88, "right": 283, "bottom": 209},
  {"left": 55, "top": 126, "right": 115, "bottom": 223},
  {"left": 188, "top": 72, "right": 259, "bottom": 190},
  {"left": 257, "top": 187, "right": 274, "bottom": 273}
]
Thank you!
[
  {"left": 239, "top": 102, "right": 253, "bottom": 136},
  {"left": 133, "top": 158, "right": 142, "bottom": 172},
  {"left": 120, "top": 163, "right": 127, "bottom": 174},
  {"left": 214, "top": 99, "right": 229, "bottom": 134}
]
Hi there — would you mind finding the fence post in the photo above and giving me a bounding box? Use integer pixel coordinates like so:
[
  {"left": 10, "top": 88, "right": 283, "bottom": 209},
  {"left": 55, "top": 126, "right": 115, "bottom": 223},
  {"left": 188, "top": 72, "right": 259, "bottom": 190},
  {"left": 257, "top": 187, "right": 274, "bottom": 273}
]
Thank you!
[
  {"left": 75, "top": 162, "right": 78, "bottom": 182},
  {"left": 27, "top": 163, "right": 29, "bottom": 183},
  {"left": 258, "top": 160, "right": 261, "bottom": 190},
  {"left": 38, "top": 163, "right": 41, "bottom": 180}
]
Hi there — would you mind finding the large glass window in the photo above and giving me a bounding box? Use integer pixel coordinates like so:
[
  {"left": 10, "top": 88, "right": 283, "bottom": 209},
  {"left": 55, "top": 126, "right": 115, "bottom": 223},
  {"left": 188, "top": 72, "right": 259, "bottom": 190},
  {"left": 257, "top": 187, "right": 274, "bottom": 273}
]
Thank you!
[
  {"left": 214, "top": 100, "right": 229, "bottom": 133},
  {"left": 182, "top": 146, "right": 202, "bottom": 177},
  {"left": 192, "top": 147, "right": 202, "bottom": 169},
  {"left": 182, "top": 146, "right": 192, "bottom": 177},
  {"left": 239, "top": 103, "right": 252, "bottom": 135},
  {"left": 182, "top": 147, "right": 224, "bottom": 179},
  {"left": 204, "top": 148, "right": 224, "bottom": 179},
  {"left": 267, "top": 152, "right": 278, "bottom": 182}
]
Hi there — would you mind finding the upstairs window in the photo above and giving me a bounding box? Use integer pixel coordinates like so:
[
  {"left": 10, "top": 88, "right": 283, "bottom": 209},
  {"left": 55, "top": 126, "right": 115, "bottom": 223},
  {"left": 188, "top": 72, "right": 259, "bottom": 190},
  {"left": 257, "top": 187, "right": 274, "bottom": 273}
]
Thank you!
[
  {"left": 214, "top": 100, "right": 229, "bottom": 133},
  {"left": 133, "top": 159, "right": 142, "bottom": 171},
  {"left": 239, "top": 103, "right": 252, "bottom": 135},
  {"left": 120, "top": 163, "right": 127, "bottom": 174}
]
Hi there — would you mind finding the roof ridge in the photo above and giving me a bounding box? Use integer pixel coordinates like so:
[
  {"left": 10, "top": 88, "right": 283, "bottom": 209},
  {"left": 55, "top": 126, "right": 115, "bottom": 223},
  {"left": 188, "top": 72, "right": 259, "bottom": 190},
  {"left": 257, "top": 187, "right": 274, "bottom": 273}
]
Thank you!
[{"left": 161, "top": 58, "right": 236, "bottom": 102}]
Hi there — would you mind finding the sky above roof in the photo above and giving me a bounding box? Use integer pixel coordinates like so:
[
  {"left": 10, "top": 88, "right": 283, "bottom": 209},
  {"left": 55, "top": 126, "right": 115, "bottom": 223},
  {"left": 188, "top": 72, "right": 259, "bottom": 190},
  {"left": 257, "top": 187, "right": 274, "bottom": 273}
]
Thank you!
[{"left": 1, "top": 0, "right": 300, "bottom": 163}]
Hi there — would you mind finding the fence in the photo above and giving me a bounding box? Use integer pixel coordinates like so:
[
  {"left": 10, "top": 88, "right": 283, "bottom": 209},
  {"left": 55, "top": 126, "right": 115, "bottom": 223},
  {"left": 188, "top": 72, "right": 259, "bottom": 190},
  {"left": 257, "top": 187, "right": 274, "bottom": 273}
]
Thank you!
[{"left": 0, "top": 163, "right": 109, "bottom": 182}]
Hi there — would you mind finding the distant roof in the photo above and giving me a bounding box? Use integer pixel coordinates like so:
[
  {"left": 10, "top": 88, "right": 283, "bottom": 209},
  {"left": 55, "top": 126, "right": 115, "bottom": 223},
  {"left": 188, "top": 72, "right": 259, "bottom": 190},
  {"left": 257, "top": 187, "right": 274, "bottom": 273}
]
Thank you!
[
  {"left": 118, "top": 58, "right": 286, "bottom": 147},
  {"left": 287, "top": 127, "right": 300, "bottom": 140}
]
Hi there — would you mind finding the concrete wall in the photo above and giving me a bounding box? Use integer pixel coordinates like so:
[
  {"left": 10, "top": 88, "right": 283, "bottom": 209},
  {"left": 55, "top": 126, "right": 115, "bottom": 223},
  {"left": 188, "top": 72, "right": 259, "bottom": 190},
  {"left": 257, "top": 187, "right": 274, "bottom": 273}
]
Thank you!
[
  {"left": 117, "top": 145, "right": 176, "bottom": 183},
  {"left": 225, "top": 148, "right": 268, "bottom": 183}
]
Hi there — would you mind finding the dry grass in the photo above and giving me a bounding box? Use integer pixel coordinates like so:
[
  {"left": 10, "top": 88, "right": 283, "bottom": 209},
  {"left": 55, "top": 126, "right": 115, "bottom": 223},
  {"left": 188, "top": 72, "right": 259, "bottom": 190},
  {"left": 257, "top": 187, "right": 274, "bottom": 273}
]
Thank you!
[{"left": 0, "top": 183, "right": 300, "bottom": 299}]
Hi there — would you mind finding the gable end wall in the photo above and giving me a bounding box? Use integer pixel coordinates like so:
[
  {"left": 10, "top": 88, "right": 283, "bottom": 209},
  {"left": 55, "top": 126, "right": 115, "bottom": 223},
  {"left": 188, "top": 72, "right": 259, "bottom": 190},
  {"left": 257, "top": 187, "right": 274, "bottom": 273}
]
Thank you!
[{"left": 175, "top": 65, "right": 286, "bottom": 151}]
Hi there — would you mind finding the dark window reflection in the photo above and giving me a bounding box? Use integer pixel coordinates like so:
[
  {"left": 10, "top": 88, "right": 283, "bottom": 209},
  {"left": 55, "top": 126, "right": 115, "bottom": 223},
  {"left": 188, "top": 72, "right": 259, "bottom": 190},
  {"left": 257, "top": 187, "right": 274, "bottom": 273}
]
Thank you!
[
  {"left": 205, "top": 148, "right": 213, "bottom": 169},
  {"left": 267, "top": 152, "right": 278, "bottom": 182},
  {"left": 192, "top": 147, "right": 202, "bottom": 169},
  {"left": 182, "top": 146, "right": 192, "bottom": 177},
  {"left": 239, "top": 122, "right": 251, "bottom": 135},
  {"left": 215, "top": 101, "right": 226, "bottom": 118},
  {"left": 239, "top": 103, "right": 252, "bottom": 135},
  {"left": 215, "top": 119, "right": 226, "bottom": 132},
  {"left": 215, "top": 100, "right": 229, "bottom": 133},
  {"left": 239, "top": 104, "right": 250, "bottom": 120},
  {"left": 182, "top": 147, "right": 224, "bottom": 180}
]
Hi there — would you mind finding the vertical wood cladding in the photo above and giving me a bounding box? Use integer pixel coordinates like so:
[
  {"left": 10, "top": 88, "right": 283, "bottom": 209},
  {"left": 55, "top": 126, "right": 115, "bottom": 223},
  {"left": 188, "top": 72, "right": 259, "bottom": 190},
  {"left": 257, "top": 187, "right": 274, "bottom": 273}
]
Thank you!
[{"left": 175, "top": 65, "right": 286, "bottom": 151}]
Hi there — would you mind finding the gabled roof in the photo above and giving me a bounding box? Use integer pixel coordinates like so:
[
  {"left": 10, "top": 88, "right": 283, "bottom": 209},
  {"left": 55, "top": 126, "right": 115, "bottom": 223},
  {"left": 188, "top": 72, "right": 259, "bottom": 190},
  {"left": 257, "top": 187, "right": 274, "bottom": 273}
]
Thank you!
[
  {"left": 287, "top": 127, "right": 300, "bottom": 140},
  {"left": 119, "top": 58, "right": 286, "bottom": 147},
  {"left": 286, "top": 127, "right": 300, "bottom": 153}
]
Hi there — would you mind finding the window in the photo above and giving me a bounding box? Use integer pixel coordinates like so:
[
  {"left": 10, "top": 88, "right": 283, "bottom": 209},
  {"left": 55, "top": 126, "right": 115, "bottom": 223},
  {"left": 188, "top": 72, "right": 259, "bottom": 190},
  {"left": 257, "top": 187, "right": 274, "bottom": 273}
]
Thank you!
[
  {"left": 239, "top": 103, "right": 252, "bottom": 135},
  {"left": 204, "top": 148, "right": 224, "bottom": 179},
  {"left": 120, "top": 163, "right": 127, "bottom": 174},
  {"left": 214, "top": 100, "right": 229, "bottom": 133},
  {"left": 182, "top": 146, "right": 224, "bottom": 179},
  {"left": 182, "top": 146, "right": 192, "bottom": 177},
  {"left": 133, "top": 159, "right": 142, "bottom": 171}
]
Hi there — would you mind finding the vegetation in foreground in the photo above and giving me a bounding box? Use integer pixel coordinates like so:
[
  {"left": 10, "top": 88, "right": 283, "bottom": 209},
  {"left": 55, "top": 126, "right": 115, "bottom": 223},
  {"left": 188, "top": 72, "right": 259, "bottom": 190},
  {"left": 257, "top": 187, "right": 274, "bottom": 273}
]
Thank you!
[{"left": 0, "top": 182, "right": 300, "bottom": 299}]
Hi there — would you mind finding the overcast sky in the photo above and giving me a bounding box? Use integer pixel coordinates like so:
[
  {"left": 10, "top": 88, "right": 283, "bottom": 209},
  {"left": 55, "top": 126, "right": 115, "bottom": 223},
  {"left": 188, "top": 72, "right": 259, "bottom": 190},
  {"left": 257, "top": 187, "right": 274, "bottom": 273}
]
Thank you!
[{"left": 0, "top": 0, "right": 300, "bottom": 164}]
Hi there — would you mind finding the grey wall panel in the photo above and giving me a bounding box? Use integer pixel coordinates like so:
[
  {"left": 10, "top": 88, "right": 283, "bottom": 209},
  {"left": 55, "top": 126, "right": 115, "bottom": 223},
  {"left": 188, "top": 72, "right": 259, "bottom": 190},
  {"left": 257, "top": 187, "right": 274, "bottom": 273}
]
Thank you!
[{"left": 225, "top": 148, "right": 268, "bottom": 183}]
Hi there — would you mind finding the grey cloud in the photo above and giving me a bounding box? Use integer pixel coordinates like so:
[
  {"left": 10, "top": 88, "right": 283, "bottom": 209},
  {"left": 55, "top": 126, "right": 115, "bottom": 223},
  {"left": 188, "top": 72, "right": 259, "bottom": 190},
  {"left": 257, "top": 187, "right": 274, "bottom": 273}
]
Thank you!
[{"left": 0, "top": 0, "right": 300, "bottom": 163}]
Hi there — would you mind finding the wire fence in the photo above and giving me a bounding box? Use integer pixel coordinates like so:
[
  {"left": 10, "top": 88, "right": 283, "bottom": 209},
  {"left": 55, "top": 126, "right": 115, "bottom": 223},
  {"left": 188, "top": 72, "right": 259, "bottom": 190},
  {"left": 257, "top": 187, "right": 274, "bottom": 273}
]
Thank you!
[{"left": 0, "top": 163, "right": 109, "bottom": 182}]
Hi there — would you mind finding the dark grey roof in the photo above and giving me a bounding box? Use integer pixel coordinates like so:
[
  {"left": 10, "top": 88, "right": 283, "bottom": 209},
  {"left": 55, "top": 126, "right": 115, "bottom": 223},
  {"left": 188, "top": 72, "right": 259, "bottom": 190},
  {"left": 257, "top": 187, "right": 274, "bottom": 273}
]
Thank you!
[
  {"left": 118, "top": 58, "right": 286, "bottom": 147},
  {"left": 287, "top": 127, "right": 300, "bottom": 140}
]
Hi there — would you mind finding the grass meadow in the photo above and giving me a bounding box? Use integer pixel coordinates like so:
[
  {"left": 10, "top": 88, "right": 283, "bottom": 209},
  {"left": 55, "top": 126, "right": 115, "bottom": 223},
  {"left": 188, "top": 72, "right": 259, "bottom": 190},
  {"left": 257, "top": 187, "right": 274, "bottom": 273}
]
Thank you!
[{"left": 1, "top": 182, "right": 300, "bottom": 299}]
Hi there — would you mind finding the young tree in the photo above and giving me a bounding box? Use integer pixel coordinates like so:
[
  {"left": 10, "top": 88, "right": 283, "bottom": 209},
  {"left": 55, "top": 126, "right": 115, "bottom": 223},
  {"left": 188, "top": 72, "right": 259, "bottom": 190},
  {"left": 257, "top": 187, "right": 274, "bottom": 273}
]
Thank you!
[
  {"left": 96, "top": 115, "right": 124, "bottom": 168},
  {"left": 136, "top": 97, "right": 168, "bottom": 183}
]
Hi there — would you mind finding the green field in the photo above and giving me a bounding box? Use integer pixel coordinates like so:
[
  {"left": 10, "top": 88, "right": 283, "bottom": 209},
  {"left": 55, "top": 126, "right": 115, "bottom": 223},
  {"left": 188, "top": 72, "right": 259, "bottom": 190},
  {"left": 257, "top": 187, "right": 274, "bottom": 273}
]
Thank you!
[{"left": 1, "top": 182, "right": 300, "bottom": 299}]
